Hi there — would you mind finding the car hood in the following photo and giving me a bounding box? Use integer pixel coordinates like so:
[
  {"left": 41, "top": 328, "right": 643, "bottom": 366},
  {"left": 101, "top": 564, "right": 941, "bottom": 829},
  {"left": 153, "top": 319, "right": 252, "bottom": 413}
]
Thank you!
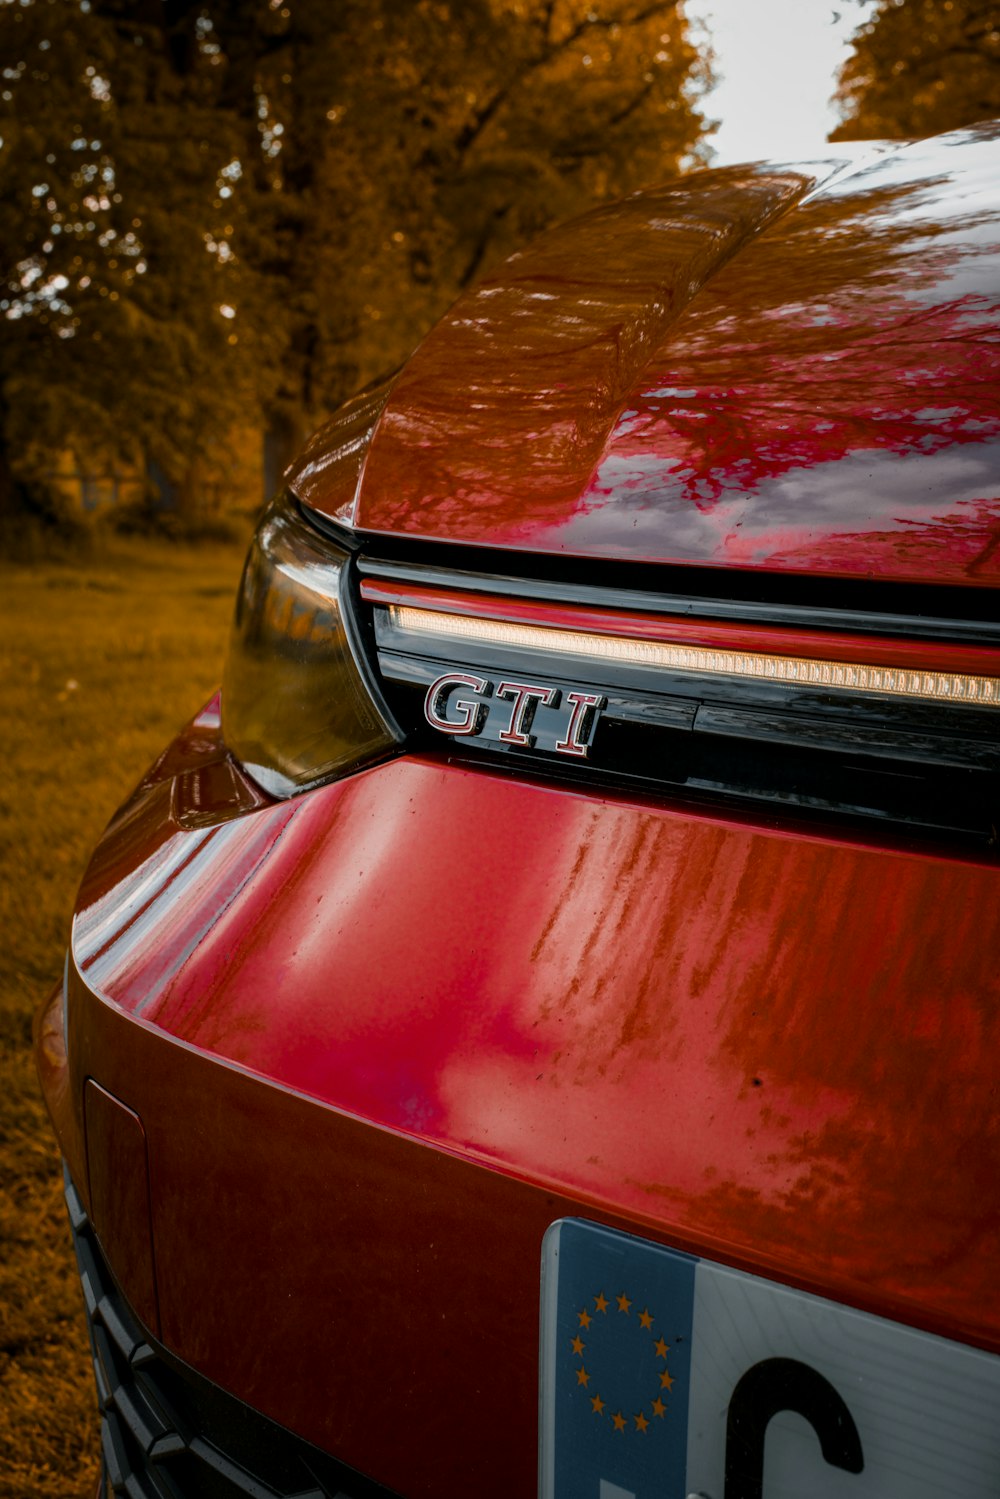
[{"left": 291, "top": 124, "right": 1000, "bottom": 589}]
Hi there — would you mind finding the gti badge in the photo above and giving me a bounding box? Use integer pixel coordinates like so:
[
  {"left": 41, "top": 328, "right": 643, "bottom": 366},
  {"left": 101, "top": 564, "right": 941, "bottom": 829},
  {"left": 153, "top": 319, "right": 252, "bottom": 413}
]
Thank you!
[{"left": 425, "top": 673, "right": 605, "bottom": 759}]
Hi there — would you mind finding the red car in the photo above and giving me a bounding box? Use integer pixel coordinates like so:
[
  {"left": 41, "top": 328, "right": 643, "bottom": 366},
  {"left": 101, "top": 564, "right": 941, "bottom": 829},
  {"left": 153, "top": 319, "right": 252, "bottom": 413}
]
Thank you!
[{"left": 37, "top": 122, "right": 1000, "bottom": 1499}]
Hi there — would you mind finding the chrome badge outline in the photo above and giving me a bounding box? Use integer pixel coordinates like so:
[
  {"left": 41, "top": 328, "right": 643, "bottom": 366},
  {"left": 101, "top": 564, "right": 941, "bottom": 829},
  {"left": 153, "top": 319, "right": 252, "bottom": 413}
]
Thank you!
[{"left": 424, "top": 673, "right": 605, "bottom": 759}]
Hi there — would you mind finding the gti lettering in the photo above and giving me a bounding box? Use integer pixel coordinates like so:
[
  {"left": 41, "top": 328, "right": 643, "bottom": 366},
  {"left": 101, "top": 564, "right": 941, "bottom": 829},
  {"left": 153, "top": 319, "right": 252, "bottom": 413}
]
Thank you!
[
  {"left": 554, "top": 690, "right": 605, "bottom": 757},
  {"left": 495, "top": 680, "right": 558, "bottom": 745},
  {"left": 424, "top": 672, "right": 492, "bottom": 735},
  {"left": 423, "top": 673, "right": 605, "bottom": 758}
]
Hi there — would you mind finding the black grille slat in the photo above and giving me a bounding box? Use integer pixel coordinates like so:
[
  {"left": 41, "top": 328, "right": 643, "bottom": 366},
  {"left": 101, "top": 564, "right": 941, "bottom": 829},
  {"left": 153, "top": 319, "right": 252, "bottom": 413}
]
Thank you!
[
  {"left": 189, "top": 1435, "right": 326, "bottom": 1499},
  {"left": 116, "top": 1379, "right": 172, "bottom": 1460},
  {"left": 149, "top": 1433, "right": 187, "bottom": 1462}
]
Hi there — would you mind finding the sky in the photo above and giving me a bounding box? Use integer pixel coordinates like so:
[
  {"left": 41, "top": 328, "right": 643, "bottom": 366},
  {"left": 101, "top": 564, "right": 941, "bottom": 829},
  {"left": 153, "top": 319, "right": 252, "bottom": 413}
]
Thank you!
[{"left": 684, "top": 0, "right": 876, "bottom": 165}]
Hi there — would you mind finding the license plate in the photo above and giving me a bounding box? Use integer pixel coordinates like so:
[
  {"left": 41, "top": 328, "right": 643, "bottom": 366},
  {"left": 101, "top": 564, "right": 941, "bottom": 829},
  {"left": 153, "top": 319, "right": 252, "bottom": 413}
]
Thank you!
[{"left": 539, "top": 1219, "right": 1000, "bottom": 1499}]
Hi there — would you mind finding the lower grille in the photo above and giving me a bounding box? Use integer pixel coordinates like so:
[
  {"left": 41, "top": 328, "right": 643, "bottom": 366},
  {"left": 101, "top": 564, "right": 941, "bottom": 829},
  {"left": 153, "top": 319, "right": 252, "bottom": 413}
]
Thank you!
[{"left": 65, "top": 1171, "right": 400, "bottom": 1499}]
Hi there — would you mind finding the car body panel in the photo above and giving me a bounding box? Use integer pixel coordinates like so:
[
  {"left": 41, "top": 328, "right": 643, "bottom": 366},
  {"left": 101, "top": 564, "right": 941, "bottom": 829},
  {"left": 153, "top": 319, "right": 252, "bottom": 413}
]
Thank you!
[
  {"left": 51, "top": 707, "right": 1000, "bottom": 1360},
  {"left": 38, "top": 701, "right": 1000, "bottom": 1495},
  {"left": 297, "top": 126, "right": 1000, "bottom": 588}
]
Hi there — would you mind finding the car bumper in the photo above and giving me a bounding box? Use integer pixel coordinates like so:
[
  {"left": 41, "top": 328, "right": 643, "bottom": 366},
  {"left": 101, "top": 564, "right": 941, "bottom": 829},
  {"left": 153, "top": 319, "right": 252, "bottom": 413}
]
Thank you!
[{"left": 36, "top": 703, "right": 1000, "bottom": 1497}]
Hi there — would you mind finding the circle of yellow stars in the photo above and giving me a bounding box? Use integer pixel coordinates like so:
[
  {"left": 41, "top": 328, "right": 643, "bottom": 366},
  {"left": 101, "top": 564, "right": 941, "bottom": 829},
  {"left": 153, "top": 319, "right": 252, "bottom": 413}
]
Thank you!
[{"left": 572, "top": 1289, "right": 675, "bottom": 1435}]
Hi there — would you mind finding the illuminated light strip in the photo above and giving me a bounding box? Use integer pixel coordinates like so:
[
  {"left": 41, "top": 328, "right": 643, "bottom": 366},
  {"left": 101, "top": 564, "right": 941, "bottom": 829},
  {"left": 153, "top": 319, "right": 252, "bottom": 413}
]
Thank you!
[{"left": 389, "top": 605, "right": 1000, "bottom": 707}]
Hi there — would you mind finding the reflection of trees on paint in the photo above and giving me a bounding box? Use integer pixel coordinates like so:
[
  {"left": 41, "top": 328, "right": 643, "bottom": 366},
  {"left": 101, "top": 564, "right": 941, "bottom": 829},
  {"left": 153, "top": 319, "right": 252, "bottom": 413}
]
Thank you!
[
  {"left": 616, "top": 178, "right": 997, "bottom": 495},
  {"left": 833, "top": 0, "right": 1000, "bottom": 141},
  {"left": 356, "top": 131, "right": 1000, "bottom": 586},
  {"left": 358, "top": 166, "right": 815, "bottom": 534},
  {"left": 577, "top": 141, "right": 1000, "bottom": 582}
]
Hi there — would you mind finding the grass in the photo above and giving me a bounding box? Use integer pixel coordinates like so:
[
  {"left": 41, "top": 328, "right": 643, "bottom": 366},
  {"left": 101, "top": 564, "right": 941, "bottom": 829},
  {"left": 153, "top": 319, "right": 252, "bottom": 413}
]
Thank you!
[{"left": 0, "top": 532, "right": 249, "bottom": 1498}]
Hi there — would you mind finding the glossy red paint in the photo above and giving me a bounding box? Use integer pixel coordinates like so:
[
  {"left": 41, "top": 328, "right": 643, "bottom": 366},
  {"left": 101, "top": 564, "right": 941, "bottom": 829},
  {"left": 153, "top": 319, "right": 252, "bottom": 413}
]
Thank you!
[
  {"left": 300, "top": 127, "right": 1000, "bottom": 587},
  {"left": 359, "top": 575, "right": 1000, "bottom": 678},
  {"left": 37, "top": 707, "right": 1000, "bottom": 1491},
  {"left": 45, "top": 704, "right": 1000, "bottom": 1378}
]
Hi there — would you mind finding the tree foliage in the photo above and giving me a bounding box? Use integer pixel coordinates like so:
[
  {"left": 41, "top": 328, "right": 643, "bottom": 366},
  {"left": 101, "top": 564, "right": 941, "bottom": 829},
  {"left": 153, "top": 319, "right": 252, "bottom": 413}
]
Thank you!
[
  {"left": 832, "top": 0, "right": 1000, "bottom": 141},
  {"left": 0, "top": 0, "right": 714, "bottom": 520},
  {"left": 0, "top": 0, "right": 273, "bottom": 516}
]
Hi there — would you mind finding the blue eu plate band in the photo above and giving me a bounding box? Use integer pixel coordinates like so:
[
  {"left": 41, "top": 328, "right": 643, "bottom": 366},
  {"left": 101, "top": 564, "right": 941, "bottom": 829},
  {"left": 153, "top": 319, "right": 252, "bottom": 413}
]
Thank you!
[{"left": 539, "top": 1219, "right": 1000, "bottom": 1499}]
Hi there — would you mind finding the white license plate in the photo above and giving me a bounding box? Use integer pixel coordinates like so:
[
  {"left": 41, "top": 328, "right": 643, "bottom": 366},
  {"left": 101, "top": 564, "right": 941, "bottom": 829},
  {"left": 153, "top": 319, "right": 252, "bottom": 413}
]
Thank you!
[{"left": 539, "top": 1219, "right": 1000, "bottom": 1499}]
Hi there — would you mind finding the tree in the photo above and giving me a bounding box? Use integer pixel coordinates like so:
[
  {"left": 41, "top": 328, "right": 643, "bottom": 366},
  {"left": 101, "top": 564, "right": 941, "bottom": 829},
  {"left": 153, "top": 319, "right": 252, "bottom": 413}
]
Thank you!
[
  {"left": 832, "top": 0, "right": 1000, "bottom": 141},
  {"left": 1, "top": 0, "right": 714, "bottom": 524},
  {"left": 248, "top": 0, "right": 716, "bottom": 466},
  {"left": 0, "top": 0, "right": 276, "bottom": 522}
]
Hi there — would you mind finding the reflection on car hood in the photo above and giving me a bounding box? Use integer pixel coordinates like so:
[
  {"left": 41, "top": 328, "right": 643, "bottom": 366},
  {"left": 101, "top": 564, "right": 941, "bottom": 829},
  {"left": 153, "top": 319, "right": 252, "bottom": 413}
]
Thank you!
[{"left": 294, "top": 125, "right": 1000, "bottom": 589}]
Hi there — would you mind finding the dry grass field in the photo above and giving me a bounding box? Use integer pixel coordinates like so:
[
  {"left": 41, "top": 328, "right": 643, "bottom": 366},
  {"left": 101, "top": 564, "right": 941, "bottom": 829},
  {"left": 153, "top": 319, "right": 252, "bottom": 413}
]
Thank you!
[{"left": 0, "top": 533, "right": 249, "bottom": 1498}]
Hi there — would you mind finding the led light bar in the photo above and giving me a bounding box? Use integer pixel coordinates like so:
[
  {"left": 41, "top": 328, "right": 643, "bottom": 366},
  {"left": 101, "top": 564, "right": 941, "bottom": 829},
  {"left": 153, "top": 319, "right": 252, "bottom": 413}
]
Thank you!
[{"left": 389, "top": 605, "right": 1000, "bottom": 707}]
